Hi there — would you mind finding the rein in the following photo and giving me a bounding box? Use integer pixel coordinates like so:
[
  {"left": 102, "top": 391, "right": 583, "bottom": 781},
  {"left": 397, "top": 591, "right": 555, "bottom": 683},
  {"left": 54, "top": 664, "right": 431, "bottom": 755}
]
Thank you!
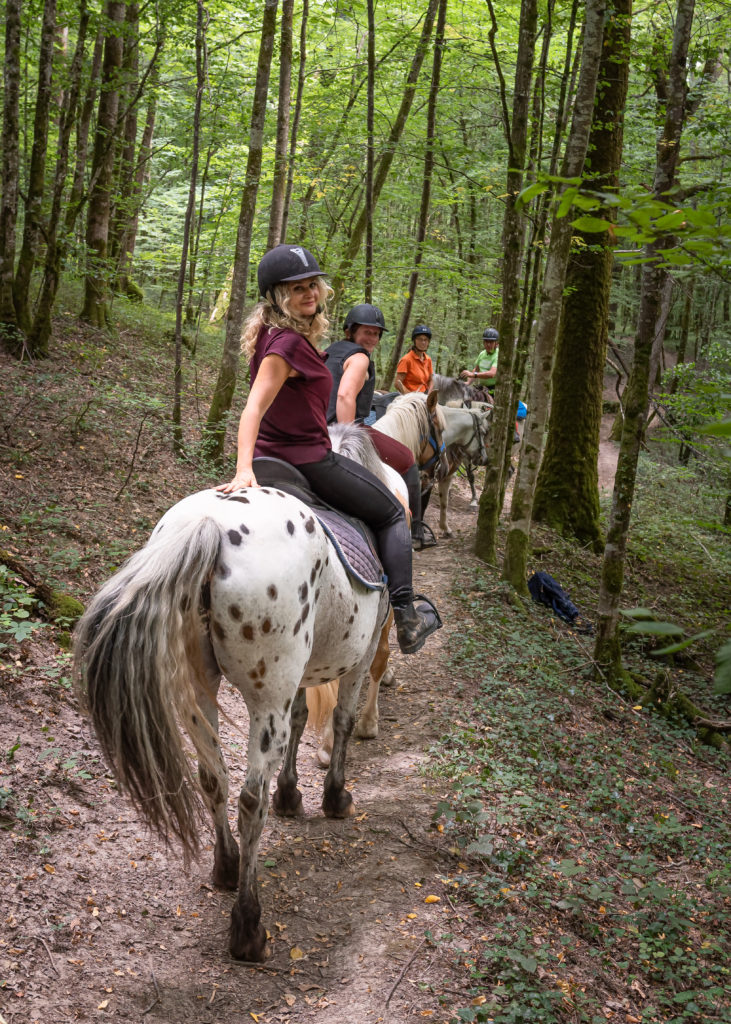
[{"left": 418, "top": 413, "right": 447, "bottom": 474}]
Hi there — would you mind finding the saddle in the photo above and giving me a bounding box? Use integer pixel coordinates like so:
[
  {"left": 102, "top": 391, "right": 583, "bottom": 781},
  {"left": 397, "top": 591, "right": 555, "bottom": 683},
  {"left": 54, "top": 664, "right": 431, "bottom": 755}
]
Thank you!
[{"left": 242, "top": 458, "right": 386, "bottom": 591}]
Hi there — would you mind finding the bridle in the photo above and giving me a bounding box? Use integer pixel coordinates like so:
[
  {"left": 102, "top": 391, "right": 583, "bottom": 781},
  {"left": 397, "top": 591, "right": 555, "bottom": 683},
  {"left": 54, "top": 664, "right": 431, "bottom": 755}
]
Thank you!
[{"left": 418, "top": 408, "right": 448, "bottom": 478}]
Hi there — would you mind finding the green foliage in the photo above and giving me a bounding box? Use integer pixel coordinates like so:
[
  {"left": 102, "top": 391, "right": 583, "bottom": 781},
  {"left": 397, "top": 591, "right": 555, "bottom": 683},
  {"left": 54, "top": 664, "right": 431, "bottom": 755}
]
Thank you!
[{"left": 0, "top": 565, "right": 42, "bottom": 650}]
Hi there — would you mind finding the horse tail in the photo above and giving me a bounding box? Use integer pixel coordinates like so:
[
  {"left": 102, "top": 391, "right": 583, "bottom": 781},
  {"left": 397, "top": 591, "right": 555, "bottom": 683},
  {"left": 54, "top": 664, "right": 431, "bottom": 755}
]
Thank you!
[
  {"left": 306, "top": 680, "right": 339, "bottom": 734},
  {"left": 73, "top": 514, "right": 223, "bottom": 863}
]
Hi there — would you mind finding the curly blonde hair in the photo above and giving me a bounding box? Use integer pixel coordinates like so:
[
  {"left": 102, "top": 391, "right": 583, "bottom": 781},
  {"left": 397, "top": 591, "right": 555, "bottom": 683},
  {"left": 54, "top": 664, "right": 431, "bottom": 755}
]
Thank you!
[{"left": 241, "top": 278, "right": 333, "bottom": 360}]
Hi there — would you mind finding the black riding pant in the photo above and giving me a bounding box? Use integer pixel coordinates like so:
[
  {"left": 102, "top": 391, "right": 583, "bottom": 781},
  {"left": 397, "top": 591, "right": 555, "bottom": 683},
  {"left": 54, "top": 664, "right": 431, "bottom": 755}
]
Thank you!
[{"left": 297, "top": 451, "right": 413, "bottom": 607}]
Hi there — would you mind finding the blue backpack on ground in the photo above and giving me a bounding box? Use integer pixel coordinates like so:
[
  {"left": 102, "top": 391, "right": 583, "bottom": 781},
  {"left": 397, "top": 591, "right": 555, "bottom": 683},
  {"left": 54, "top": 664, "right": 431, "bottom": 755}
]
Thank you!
[{"left": 528, "top": 571, "right": 587, "bottom": 628}]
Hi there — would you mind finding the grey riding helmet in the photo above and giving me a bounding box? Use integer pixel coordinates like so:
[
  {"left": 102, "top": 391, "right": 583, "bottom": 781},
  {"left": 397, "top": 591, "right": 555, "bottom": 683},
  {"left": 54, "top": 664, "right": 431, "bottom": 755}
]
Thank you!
[
  {"left": 257, "top": 244, "right": 326, "bottom": 299},
  {"left": 483, "top": 327, "right": 499, "bottom": 342},
  {"left": 411, "top": 324, "right": 432, "bottom": 339},
  {"left": 343, "top": 303, "right": 389, "bottom": 333}
]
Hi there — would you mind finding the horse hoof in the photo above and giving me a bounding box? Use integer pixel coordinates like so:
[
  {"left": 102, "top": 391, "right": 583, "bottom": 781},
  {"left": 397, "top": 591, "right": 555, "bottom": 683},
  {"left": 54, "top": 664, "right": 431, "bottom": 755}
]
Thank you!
[
  {"left": 272, "top": 783, "right": 304, "bottom": 818},
  {"left": 322, "top": 790, "right": 354, "bottom": 819},
  {"left": 211, "top": 863, "right": 238, "bottom": 891},
  {"left": 354, "top": 718, "right": 378, "bottom": 740},
  {"left": 316, "top": 747, "right": 331, "bottom": 769},
  {"left": 380, "top": 667, "right": 396, "bottom": 687}
]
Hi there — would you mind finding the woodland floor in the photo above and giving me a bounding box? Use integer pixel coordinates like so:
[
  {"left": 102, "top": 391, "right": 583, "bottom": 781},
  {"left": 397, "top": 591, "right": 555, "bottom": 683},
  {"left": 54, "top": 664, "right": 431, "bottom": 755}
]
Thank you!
[{"left": 0, "top": 323, "right": 725, "bottom": 1024}]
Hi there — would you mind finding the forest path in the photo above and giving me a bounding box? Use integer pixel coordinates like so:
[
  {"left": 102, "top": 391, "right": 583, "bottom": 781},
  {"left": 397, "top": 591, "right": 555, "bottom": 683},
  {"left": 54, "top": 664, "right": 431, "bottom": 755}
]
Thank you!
[{"left": 2, "top": 409, "right": 619, "bottom": 1024}]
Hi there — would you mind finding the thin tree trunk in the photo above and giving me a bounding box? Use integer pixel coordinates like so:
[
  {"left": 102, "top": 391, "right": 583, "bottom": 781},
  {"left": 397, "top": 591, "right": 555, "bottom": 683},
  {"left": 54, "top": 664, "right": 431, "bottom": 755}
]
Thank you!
[
  {"left": 502, "top": 0, "right": 606, "bottom": 591},
  {"left": 80, "top": 1, "right": 126, "bottom": 327},
  {"left": 267, "top": 0, "right": 293, "bottom": 248},
  {"left": 330, "top": 0, "right": 439, "bottom": 300},
  {"left": 205, "top": 0, "right": 278, "bottom": 464},
  {"left": 27, "top": 0, "right": 90, "bottom": 356},
  {"left": 116, "top": 61, "right": 158, "bottom": 301},
  {"left": 473, "top": 0, "right": 538, "bottom": 563},
  {"left": 364, "top": 0, "right": 375, "bottom": 301},
  {"left": 280, "top": 0, "right": 307, "bottom": 243},
  {"left": 172, "top": 1, "right": 207, "bottom": 453},
  {"left": 64, "top": 27, "right": 104, "bottom": 238},
  {"left": 110, "top": 2, "right": 140, "bottom": 284},
  {"left": 12, "top": 0, "right": 57, "bottom": 339},
  {"left": 594, "top": 0, "right": 696, "bottom": 675},
  {"left": 0, "top": 0, "right": 22, "bottom": 345},
  {"left": 381, "top": 0, "right": 447, "bottom": 385},
  {"left": 533, "top": 0, "right": 632, "bottom": 551}
]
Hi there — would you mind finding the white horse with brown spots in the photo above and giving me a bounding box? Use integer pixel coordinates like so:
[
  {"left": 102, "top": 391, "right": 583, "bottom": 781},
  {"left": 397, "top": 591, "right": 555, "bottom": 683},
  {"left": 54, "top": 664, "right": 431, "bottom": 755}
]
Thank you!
[{"left": 73, "top": 484, "right": 389, "bottom": 962}]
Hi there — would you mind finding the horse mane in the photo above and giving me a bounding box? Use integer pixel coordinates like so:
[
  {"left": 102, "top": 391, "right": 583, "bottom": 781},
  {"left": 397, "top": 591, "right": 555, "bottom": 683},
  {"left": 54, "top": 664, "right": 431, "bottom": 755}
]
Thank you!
[
  {"left": 375, "top": 393, "right": 446, "bottom": 454},
  {"left": 328, "top": 422, "right": 390, "bottom": 487}
]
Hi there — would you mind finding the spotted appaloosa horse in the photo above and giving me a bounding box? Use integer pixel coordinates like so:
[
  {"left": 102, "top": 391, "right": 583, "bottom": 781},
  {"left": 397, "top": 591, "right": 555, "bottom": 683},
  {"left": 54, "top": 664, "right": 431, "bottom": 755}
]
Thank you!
[{"left": 73, "top": 485, "right": 389, "bottom": 962}]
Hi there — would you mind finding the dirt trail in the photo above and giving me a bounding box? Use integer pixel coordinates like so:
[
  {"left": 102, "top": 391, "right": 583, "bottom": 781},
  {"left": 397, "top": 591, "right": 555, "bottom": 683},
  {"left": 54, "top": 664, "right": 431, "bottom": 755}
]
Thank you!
[{"left": 1, "top": 419, "right": 620, "bottom": 1024}]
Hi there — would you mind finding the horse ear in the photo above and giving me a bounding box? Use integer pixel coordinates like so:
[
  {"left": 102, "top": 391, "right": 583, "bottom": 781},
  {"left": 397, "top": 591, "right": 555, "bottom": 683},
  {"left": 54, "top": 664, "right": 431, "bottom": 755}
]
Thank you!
[{"left": 427, "top": 390, "right": 439, "bottom": 412}]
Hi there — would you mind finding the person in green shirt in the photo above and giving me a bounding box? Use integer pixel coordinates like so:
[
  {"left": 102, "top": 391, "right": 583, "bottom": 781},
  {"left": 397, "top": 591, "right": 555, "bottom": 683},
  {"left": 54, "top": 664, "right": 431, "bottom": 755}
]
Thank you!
[{"left": 461, "top": 327, "right": 499, "bottom": 388}]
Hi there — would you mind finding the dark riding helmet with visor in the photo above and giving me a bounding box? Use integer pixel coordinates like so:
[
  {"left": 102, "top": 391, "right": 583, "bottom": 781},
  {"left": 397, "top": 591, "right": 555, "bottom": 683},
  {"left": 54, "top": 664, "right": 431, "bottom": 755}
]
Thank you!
[
  {"left": 411, "top": 324, "right": 432, "bottom": 340},
  {"left": 257, "top": 244, "right": 326, "bottom": 307},
  {"left": 483, "top": 327, "right": 499, "bottom": 342},
  {"left": 343, "top": 303, "right": 389, "bottom": 335}
]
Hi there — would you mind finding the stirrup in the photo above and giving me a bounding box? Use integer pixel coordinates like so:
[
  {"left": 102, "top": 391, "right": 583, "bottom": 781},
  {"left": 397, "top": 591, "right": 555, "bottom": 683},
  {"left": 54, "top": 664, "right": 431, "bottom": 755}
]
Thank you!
[
  {"left": 412, "top": 520, "right": 437, "bottom": 551},
  {"left": 394, "top": 594, "right": 443, "bottom": 655}
]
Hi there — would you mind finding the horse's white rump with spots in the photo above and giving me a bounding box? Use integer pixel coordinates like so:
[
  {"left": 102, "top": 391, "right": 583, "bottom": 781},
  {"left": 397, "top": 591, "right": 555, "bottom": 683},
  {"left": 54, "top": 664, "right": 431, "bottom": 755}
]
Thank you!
[{"left": 74, "top": 486, "right": 388, "bottom": 962}]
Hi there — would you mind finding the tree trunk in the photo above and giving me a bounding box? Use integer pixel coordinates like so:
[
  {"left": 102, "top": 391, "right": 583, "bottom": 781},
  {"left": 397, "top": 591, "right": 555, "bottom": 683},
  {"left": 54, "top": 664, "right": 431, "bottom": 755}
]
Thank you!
[
  {"left": 502, "top": 0, "right": 606, "bottom": 592},
  {"left": 116, "top": 63, "right": 158, "bottom": 301},
  {"left": 473, "top": 0, "right": 538, "bottom": 564},
  {"left": 27, "top": 0, "right": 90, "bottom": 357},
  {"left": 12, "top": 0, "right": 57, "bottom": 339},
  {"left": 205, "top": 0, "right": 278, "bottom": 464},
  {"left": 364, "top": 0, "right": 375, "bottom": 301},
  {"left": 172, "top": 0, "right": 207, "bottom": 453},
  {"left": 329, "top": 0, "right": 439, "bottom": 300},
  {"left": 381, "top": 0, "right": 447, "bottom": 387},
  {"left": 109, "top": 2, "right": 140, "bottom": 287},
  {"left": 594, "top": 0, "right": 696, "bottom": 675},
  {"left": 533, "top": 0, "right": 632, "bottom": 551},
  {"left": 80, "top": 1, "right": 126, "bottom": 327},
  {"left": 267, "top": 0, "right": 293, "bottom": 248},
  {"left": 65, "top": 27, "right": 104, "bottom": 238},
  {"left": 280, "top": 0, "right": 307, "bottom": 243},
  {"left": 0, "top": 0, "right": 22, "bottom": 347}
]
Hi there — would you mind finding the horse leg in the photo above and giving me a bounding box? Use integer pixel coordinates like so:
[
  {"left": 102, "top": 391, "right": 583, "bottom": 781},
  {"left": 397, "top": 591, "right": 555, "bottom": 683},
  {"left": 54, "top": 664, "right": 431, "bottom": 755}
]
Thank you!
[
  {"left": 321, "top": 664, "right": 366, "bottom": 819},
  {"left": 438, "top": 475, "right": 453, "bottom": 536},
  {"left": 355, "top": 611, "right": 393, "bottom": 740},
  {"left": 272, "top": 688, "right": 308, "bottom": 816},
  {"left": 185, "top": 632, "right": 239, "bottom": 890},
  {"left": 229, "top": 701, "right": 294, "bottom": 962},
  {"left": 469, "top": 468, "right": 480, "bottom": 506}
]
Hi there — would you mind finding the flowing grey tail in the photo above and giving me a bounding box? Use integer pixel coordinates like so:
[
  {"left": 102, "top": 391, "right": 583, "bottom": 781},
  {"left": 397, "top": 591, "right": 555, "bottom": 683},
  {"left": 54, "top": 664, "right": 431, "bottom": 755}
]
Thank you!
[{"left": 73, "top": 516, "right": 222, "bottom": 862}]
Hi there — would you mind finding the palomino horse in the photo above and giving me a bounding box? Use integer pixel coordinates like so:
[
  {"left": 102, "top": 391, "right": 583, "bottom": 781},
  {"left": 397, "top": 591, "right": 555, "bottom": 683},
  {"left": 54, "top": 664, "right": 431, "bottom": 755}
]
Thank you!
[
  {"left": 371, "top": 390, "right": 448, "bottom": 483},
  {"left": 73, "top": 481, "right": 390, "bottom": 962}
]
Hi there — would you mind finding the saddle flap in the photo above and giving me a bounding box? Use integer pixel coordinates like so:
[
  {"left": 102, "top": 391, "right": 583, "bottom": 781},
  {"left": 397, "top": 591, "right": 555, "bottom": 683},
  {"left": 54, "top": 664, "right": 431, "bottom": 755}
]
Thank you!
[{"left": 250, "top": 458, "right": 385, "bottom": 591}]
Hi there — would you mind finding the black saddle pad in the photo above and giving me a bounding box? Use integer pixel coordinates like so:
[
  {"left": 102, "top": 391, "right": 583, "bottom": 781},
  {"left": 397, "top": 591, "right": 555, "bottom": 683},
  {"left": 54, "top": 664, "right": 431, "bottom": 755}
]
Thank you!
[
  {"left": 245, "top": 458, "right": 385, "bottom": 591},
  {"left": 371, "top": 391, "right": 400, "bottom": 420}
]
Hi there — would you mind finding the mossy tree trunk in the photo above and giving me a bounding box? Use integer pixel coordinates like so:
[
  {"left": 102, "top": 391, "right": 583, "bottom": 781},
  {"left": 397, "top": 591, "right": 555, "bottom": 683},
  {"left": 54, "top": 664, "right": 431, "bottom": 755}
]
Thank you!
[
  {"left": 80, "top": 1, "right": 126, "bottom": 328},
  {"left": 0, "top": 0, "right": 22, "bottom": 350},
  {"left": 473, "top": 0, "right": 538, "bottom": 564},
  {"left": 595, "top": 0, "right": 696, "bottom": 676},
  {"left": 502, "top": 0, "right": 605, "bottom": 592},
  {"left": 205, "top": 0, "right": 278, "bottom": 464},
  {"left": 27, "top": 2, "right": 90, "bottom": 357},
  {"left": 533, "top": 0, "right": 632, "bottom": 552},
  {"left": 267, "top": 0, "right": 293, "bottom": 249},
  {"left": 12, "top": 0, "right": 57, "bottom": 338}
]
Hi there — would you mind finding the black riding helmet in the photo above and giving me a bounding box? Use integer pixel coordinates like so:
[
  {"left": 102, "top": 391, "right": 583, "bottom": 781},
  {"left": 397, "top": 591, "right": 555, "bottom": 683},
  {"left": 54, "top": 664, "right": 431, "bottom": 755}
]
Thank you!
[
  {"left": 483, "top": 327, "right": 499, "bottom": 342},
  {"left": 411, "top": 324, "right": 432, "bottom": 339},
  {"left": 257, "top": 244, "right": 326, "bottom": 300},
  {"left": 343, "top": 303, "right": 389, "bottom": 334}
]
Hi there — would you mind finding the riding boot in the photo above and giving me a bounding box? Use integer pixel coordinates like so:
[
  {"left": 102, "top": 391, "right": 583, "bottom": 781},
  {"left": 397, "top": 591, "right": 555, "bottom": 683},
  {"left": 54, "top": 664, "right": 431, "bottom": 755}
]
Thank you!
[
  {"left": 411, "top": 519, "right": 437, "bottom": 550},
  {"left": 392, "top": 595, "right": 442, "bottom": 655}
]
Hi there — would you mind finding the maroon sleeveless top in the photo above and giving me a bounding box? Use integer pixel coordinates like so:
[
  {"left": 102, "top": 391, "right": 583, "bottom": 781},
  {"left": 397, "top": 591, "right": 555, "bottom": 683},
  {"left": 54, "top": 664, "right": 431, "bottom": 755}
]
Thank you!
[{"left": 251, "top": 325, "right": 333, "bottom": 465}]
